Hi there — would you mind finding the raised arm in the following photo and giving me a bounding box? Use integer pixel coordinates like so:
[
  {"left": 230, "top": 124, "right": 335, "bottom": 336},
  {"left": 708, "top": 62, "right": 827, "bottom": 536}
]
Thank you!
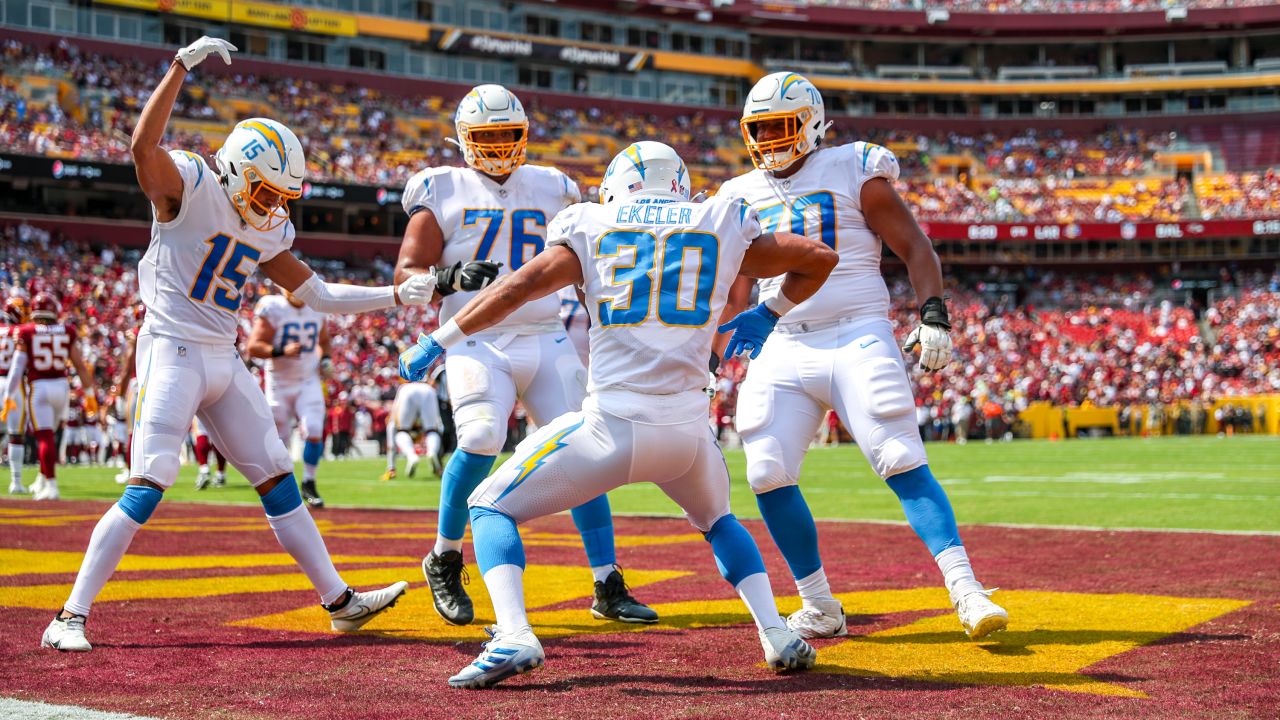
[
  {"left": 131, "top": 37, "right": 235, "bottom": 223},
  {"left": 397, "top": 245, "right": 584, "bottom": 381}
]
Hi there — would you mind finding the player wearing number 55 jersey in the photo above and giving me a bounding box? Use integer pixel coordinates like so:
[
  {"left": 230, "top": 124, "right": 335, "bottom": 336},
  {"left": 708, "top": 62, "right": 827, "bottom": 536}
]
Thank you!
[
  {"left": 39, "top": 36, "right": 436, "bottom": 653},
  {"left": 248, "top": 289, "right": 330, "bottom": 507},
  {"left": 715, "top": 72, "right": 1007, "bottom": 641},
  {"left": 399, "top": 141, "right": 838, "bottom": 688},
  {"left": 395, "top": 84, "right": 654, "bottom": 628},
  {"left": 2, "top": 294, "right": 96, "bottom": 500}
]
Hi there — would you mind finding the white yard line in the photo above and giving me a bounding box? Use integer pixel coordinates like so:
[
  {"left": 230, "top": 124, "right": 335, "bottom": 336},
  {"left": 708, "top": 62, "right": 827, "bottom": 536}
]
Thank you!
[{"left": 0, "top": 698, "right": 161, "bottom": 720}]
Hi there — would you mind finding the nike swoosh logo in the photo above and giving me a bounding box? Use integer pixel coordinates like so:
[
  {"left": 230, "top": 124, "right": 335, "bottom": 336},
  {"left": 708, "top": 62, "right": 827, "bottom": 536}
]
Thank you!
[
  {"left": 860, "top": 339, "right": 878, "bottom": 349},
  {"left": 554, "top": 337, "right": 567, "bottom": 343}
]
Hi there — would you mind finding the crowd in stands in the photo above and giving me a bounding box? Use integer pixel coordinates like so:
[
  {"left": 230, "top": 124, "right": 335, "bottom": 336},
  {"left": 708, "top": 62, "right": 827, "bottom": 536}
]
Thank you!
[
  {"left": 5, "top": 39, "right": 1280, "bottom": 225},
  {"left": 3, "top": 223, "right": 1276, "bottom": 449}
]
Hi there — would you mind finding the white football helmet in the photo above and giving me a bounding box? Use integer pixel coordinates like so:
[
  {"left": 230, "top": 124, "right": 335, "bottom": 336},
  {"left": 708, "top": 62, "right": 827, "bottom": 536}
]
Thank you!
[
  {"left": 740, "top": 72, "right": 831, "bottom": 172},
  {"left": 214, "top": 117, "right": 305, "bottom": 232},
  {"left": 599, "top": 141, "right": 690, "bottom": 205},
  {"left": 454, "top": 84, "right": 528, "bottom": 176}
]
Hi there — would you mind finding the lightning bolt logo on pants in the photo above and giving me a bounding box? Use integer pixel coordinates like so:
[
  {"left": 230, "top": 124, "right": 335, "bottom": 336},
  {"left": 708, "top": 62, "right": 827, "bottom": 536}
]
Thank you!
[{"left": 496, "top": 418, "right": 586, "bottom": 502}]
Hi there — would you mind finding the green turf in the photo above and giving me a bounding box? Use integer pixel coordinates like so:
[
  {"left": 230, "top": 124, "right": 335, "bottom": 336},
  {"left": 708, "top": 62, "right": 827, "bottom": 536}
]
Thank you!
[{"left": 22, "top": 435, "right": 1280, "bottom": 532}]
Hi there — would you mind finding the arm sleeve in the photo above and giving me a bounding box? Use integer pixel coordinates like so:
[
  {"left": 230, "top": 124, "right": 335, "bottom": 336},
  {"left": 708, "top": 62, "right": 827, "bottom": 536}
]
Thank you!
[
  {"left": 852, "top": 142, "right": 901, "bottom": 196},
  {"left": 4, "top": 352, "right": 27, "bottom": 403},
  {"left": 290, "top": 273, "right": 396, "bottom": 315}
]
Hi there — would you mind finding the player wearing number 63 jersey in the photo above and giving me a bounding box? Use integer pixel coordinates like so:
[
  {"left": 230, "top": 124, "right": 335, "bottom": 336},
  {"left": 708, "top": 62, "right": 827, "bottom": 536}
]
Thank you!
[
  {"left": 39, "top": 36, "right": 435, "bottom": 654},
  {"left": 399, "top": 140, "right": 838, "bottom": 688},
  {"left": 714, "top": 71, "right": 1007, "bottom": 642},
  {"left": 2, "top": 293, "right": 96, "bottom": 501},
  {"left": 248, "top": 289, "right": 330, "bottom": 507},
  {"left": 395, "top": 84, "right": 654, "bottom": 628}
]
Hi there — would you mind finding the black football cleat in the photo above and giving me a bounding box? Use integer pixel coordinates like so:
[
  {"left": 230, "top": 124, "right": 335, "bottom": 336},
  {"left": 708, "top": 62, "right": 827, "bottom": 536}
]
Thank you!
[
  {"left": 592, "top": 568, "right": 658, "bottom": 624},
  {"left": 300, "top": 480, "right": 325, "bottom": 509},
  {"left": 423, "top": 550, "right": 474, "bottom": 625}
]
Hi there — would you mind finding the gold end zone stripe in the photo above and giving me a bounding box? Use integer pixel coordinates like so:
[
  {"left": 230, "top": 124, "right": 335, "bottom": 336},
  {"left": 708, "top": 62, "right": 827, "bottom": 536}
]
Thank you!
[{"left": 811, "top": 72, "right": 1280, "bottom": 96}]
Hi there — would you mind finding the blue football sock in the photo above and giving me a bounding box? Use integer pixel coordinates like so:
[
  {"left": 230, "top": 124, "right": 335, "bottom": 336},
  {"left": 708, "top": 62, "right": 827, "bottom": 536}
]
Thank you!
[
  {"left": 704, "top": 514, "right": 767, "bottom": 586},
  {"left": 886, "top": 464, "right": 962, "bottom": 556},
  {"left": 756, "top": 485, "right": 823, "bottom": 580},
  {"left": 302, "top": 440, "right": 324, "bottom": 467},
  {"left": 438, "top": 450, "right": 496, "bottom": 541},
  {"left": 570, "top": 494, "right": 616, "bottom": 568},
  {"left": 117, "top": 485, "right": 163, "bottom": 524},
  {"left": 470, "top": 506, "right": 526, "bottom": 575}
]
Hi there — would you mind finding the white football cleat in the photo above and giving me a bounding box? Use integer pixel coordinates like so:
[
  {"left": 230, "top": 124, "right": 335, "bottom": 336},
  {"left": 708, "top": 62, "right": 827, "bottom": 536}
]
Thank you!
[
  {"left": 114, "top": 470, "right": 129, "bottom": 484},
  {"left": 953, "top": 588, "right": 1008, "bottom": 640},
  {"left": 195, "top": 467, "right": 212, "bottom": 490},
  {"left": 33, "top": 479, "right": 59, "bottom": 501},
  {"left": 328, "top": 581, "right": 409, "bottom": 632},
  {"left": 30, "top": 473, "right": 47, "bottom": 496},
  {"left": 448, "top": 625, "right": 545, "bottom": 689},
  {"left": 759, "top": 624, "right": 817, "bottom": 672},
  {"left": 8, "top": 479, "right": 27, "bottom": 495},
  {"left": 41, "top": 614, "right": 92, "bottom": 652},
  {"left": 786, "top": 599, "right": 848, "bottom": 639},
  {"left": 405, "top": 457, "right": 420, "bottom": 478}
]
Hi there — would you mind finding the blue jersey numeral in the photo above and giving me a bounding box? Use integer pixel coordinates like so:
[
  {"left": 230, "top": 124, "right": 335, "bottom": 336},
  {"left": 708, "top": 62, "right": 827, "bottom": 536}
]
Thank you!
[
  {"left": 756, "top": 191, "right": 837, "bottom": 250},
  {"left": 464, "top": 208, "right": 549, "bottom": 271},
  {"left": 595, "top": 229, "right": 719, "bottom": 328},
  {"left": 280, "top": 321, "right": 318, "bottom": 353},
  {"left": 190, "top": 233, "right": 262, "bottom": 312}
]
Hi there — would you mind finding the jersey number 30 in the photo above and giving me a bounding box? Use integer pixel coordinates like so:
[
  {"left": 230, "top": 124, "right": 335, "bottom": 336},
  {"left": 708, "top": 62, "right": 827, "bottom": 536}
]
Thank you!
[
  {"left": 190, "top": 233, "right": 262, "bottom": 312},
  {"left": 595, "top": 230, "right": 717, "bottom": 328}
]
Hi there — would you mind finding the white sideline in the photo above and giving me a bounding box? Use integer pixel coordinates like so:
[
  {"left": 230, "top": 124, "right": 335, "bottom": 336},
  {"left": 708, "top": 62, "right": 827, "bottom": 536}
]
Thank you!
[{"left": 0, "top": 698, "right": 160, "bottom": 720}]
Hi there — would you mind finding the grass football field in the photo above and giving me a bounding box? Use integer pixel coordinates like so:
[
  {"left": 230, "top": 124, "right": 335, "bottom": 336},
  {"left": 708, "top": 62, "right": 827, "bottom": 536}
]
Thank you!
[{"left": 40, "top": 434, "right": 1280, "bottom": 533}]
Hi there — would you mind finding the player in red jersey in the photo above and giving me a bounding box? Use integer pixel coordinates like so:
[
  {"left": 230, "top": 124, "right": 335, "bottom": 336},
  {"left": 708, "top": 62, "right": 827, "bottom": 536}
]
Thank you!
[
  {"left": 1, "top": 295, "right": 31, "bottom": 494},
  {"left": 1, "top": 294, "right": 97, "bottom": 500}
]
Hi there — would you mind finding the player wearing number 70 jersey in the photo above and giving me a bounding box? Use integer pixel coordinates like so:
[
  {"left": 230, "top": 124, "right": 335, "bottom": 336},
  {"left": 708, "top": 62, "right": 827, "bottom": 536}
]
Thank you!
[
  {"left": 714, "top": 71, "right": 1007, "bottom": 641},
  {"left": 395, "top": 84, "right": 654, "bottom": 628},
  {"left": 248, "top": 288, "right": 330, "bottom": 507},
  {"left": 38, "top": 36, "right": 436, "bottom": 653}
]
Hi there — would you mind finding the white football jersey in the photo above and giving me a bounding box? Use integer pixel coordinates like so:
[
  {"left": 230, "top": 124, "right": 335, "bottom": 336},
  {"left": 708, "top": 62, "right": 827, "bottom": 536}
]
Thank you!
[
  {"left": 140, "top": 151, "right": 295, "bottom": 345},
  {"left": 401, "top": 164, "right": 580, "bottom": 332},
  {"left": 717, "top": 141, "right": 898, "bottom": 326},
  {"left": 557, "top": 285, "right": 590, "bottom": 363},
  {"left": 548, "top": 195, "right": 760, "bottom": 396},
  {"left": 255, "top": 294, "right": 325, "bottom": 386},
  {"left": 395, "top": 381, "right": 441, "bottom": 431}
]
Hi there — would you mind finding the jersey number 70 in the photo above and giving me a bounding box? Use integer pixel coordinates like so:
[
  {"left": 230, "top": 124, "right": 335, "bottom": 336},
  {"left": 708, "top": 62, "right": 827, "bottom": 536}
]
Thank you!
[
  {"left": 595, "top": 229, "right": 717, "bottom": 328},
  {"left": 755, "top": 191, "right": 837, "bottom": 250}
]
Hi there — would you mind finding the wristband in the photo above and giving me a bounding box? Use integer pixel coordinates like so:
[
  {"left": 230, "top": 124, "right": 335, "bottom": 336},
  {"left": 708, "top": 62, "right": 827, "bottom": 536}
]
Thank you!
[
  {"left": 432, "top": 318, "right": 467, "bottom": 349},
  {"left": 762, "top": 290, "right": 799, "bottom": 318},
  {"left": 271, "top": 347, "right": 285, "bottom": 358}
]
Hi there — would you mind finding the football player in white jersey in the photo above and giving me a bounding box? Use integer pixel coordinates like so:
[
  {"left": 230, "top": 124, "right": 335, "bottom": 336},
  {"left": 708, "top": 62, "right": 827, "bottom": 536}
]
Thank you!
[
  {"left": 714, "top": 72, "right": 1007, "bottom": 641},
  {"left": 387, "top": 379, "right": 444, "bottom": 478},
  {"left": 394, "top": 84, "right": 655, "bottom": 627},
  {"left": 248, "top": 287, "right": 330, "bottom": 507},
  {"left": 399, "top": 141, "right": 838, "bottom": 688},
  {"left": 1, "top": 295, "right": 30, "bottom": 494},
  {"left": 39, "top": 36, "right": 436, "bottom": 652}
]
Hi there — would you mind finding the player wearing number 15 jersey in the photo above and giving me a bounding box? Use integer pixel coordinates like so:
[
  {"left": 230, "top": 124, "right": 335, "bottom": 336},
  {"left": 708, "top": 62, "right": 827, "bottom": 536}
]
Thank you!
[
  {"left": 395, "top": 84, "right": 654, "bottom": 627},
  {"left": 39, "top": 35, "right": 436, "bottom": 653},
  {"left": 2, "top": 293, "right": 96, "bottom": 501},
  {"left": 715, "top": 72, "right": 1007, "bottom": 641},
  {"left": 248, "top": 289, "right": 330, "bottom": 507}
]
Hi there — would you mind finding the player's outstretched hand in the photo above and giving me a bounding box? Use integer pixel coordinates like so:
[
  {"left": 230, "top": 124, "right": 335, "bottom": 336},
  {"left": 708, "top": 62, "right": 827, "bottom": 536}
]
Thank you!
[
  {"left": 901, "top": 296, "right": 953, "bottom": 372},
  {"left": 399, "top": 333, "right": 444, "bottom": 382},
  {"left": 175, "top": 36, "right": 236, "bottom": 71},
  {"left": 396, "top": 273, "right": 438, "bottom": 306},
  {"left": 717, "top": 303, "right": 780, "bottom": 360},
  {"left": 434, "top": 261, "right": 501, "bottom": 296}
]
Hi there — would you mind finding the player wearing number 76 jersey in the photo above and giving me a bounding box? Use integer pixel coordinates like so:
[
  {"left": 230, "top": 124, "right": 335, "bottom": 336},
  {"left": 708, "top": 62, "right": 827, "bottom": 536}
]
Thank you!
[{"left": 38, "top": 36, "right": 436, "bottom": 653}]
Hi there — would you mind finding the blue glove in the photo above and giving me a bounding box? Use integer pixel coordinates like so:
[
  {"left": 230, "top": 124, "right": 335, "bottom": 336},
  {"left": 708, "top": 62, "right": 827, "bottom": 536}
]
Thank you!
[
  {"left": 717, "top": 303, "right": 779, "bottom": 360},
  {"left": 399, "top": 333, "right": 444, "bottom": 381}
]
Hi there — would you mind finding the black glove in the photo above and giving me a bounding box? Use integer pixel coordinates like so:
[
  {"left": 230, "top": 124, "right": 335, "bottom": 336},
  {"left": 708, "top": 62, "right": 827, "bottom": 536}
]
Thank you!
[
  {"left": 434, "top": 261, "right": 501, "bottom": 296},
  {"left": 708, "top": 353, "right": 721, "bottom": 374},
  {"left": 919, "top": 296, "right": 952, "bottom": 330}
]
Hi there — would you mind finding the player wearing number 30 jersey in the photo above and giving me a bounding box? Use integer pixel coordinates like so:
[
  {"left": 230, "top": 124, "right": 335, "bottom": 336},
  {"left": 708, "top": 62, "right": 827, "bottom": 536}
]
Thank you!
[{"left": 39, "top": 35, "right": 435, "bottom": 654}]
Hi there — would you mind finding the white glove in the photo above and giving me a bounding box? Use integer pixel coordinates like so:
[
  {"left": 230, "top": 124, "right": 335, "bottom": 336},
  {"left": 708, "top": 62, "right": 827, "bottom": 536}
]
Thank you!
[
  {"left": 395, "top": 273, "right": 437, "bottom": 306},
  {"left": 175, "top": 36, "right": 236, "bottom": 71},
  {"left": 902, "top": 323, "right": 952, "bottom": 372}
]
